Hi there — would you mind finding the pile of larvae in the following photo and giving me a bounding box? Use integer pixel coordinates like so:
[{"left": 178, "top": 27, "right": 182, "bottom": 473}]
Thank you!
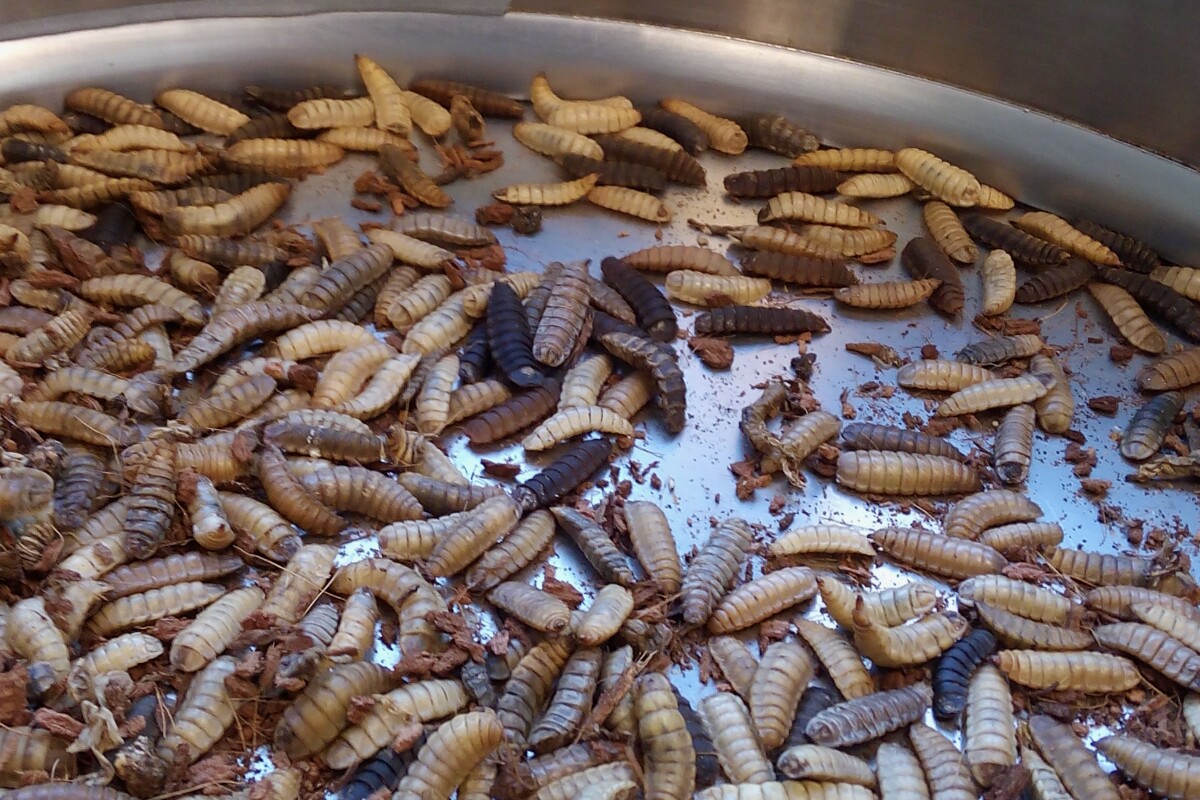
[{"left": 0, "top": 53, "right": 1196, "bottom": 800}]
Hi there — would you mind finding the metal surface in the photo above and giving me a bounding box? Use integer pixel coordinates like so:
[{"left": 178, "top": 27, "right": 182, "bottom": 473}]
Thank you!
[{"left": 0, "top": 7, "right": 1196, "bottom": 785}]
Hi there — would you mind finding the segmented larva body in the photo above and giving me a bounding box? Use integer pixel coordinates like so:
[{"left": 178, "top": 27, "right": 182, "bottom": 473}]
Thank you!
[
  {"left": 680, "top": 517, "right": 755, "bottom": 625},
  {"left": 804, "top": 683, "right": 932, "bottom": 748},
  {"left": 794, "top": 147, "right": 896, "bottom": 172},
  {"left": 664, "top": 270, "right": 771, "bottom": 306},
  {"left": 7, "top": 597, "right": 71, "bottom": 678},
  {"left": 727, "top": 225, "right": 841, "bottom": 260},
  {"left": 725, "top": 165, "right": 841, "bottom": 198},
  {"left": 1014, "top": 256, "right": 1095, "bottom": 303},
  {"left": 834, "top": 278, "right": 941, "bottom": 310},
  {"left": 259, "top": 544, "right": 338, "bottom": 624},
  {"left": 1094, "top": 622, "right": 1200, "bottom": 690},
  {"left": 770, "top": 523, "right": 875, "bottom": 558},
  {"left": 392, "top": 711, "right": 504, "bottom": 800},
  {"left": 529, "top": 648, "right": 604, "bottom": 753},
  {"left": 158, "top": 656, "right": 239, "bottom": 765},
  {"left": 1138, "top": 347, "right": 1200, "bottom": 391},
  {"left": 623, "top": 244, "right": 740, "bottom": 276},
  {"left": 156, "top": 88, "right": 248, "bottom": 134},
  {"left": 1098, "top": 735, "right": 1200, "bottom": 800},
  {"left": 523, "top": 406, "right": 634, "bottom": 451},
  {"left": 979, "top": 520, "right": 1063, "bottom": 554},
  {"left": 749, "top": 640, "right": 814, "bottom": 750},
  {"left": 325, "top": 587, "right": 378, "bottom": 664},
  {"left": 992, "top": 404, "right": 1037, "bottom": 485},
  {"left": 588, "top": 185, "right": 671, "bottom": 222},
  {"left": 698, "top": 691, "right": 773, "bottom": 784},
  {"left": 1029, "top": 354, "right": 1075, "bottom": 433},
  {"left": 0, "top": 727, "right": 77, "bottom": 785},
  {"left": 6, "top": 305, "right": 93, "bottom": 365},
  {"left": 707, "top": 566, "right": 817, "bottom": 633},
  {"left": 922, "top": 200, "right": 977, "bottom": 263},
  {"left": 336, "top": 354, "right": 420, "bottom": 419},
  {"left": 935, "top": 375, "right": 1048, "bottom": 417},
  {"left": 762, "top": 410, "right": 841, "bottom": 477},
  {"left": 73, "top": 631, "right": 163, "bottom": 676},
  {"left": 707, "top": 635, "right": 757, "bottom": 700},
  {"left": 842, "top": 422, "right": 967, "bottom": 462},
  {"left": 275, "top": 661, "right": 394, "bottom": 759},
  {"left": 931, "top": 628, "right": 996, "bottom": 720},
  {"left": 975, "top": 602, "right": 1091, "bottom": 650},
  {"left": 943, "top": 490, "right": 1041, "bottom": 540},
  {"left": 1088, "top": 281, "right": 1167, "bottom": 353},
  {"left": 759, "top": 191, "right": 881, "bottom": 226},
  {"left": 1027, "top": 715, "right": 1120, "bottom": 800},
  {"left": 30, "top": 367, "right": 126, "bottom": 404},
  {"left": 325, "top": 679, "right": 470, "bottom": 769},
  {"left": 536, "top": 762, "right": 639, "bottom": 800},
  {"left": 980, "top": 249, "right": 1017, "bottom": 316},
  {"left": 88, "top": 582, "right": 225, "bottom": 637},
  {"left": 776, "top": 745, "right": 876, "bottom": 788},
  {"left": 1012, "top": 211, "right": 1121, "bottom": 265},
  {"left": 837, "top": 451, "right": 981, "bottom": 495},
  {"left": 958, "top": 575, "right": 1071, "bottom": 624},
  {"left": 908, "top": 722, "right": 977, "bottom": 800},
  {"left": 489, "top": 581, "right": 572, "bottom": 632},
  {"left": 895, "top": 147, "right": 980, "bottom": 206},
  {"left": 170, "top": 586, "right": 264, "bottom": 672},
  {"left": 617, "top": 500, "right": 680, "bottom": 595},
  {"left": 497, "top": 638, "right": 574, "bottom": 745},
  {"left": 896, "top": 359, "right": 992, "bottom": 392},
  {"left": 792, "top": 617, "right": 874, "bottom": 700},
  {"left": 635, "top": 672, "right": 697, "bottom": 800},
  {"left": 659, "top": 98, "right": 746, "bottom": 154},
  {"left": 533, "top": 260, "right": 591, "bottom": 368},
  {"left": 493, "top": 173, "right": 598, "bottom": 206},
  {"left": 513, "top": 121, "right": 604, "bottom": 160},
  {"left": 870, "top": 527, "right": 1006, "bottom": 579},
  {"left": 740, "top": 251, "right": 858, "bottom": 288},
  {"left": 1044, "top": 546, "right": 1150, "bottom": 586},
  {"left": 104, "top": 551, "right": 242, "bottom": 600},
  {"left": 836, "top": 172, "right": 915, "bottom": 198},
  {"left": 875, "top": 742, "right": 931, "bottom": 800},
  {"left": 852, "top": 599, "right": 968, "bottom": 667},
  {"left": 994, "top": 649, "right": 1140, "bottom": 691},
  {"left": 798, "top": 224, "right": 898, "bottom": 258},
  {"left": 1131, "top": 601, "right": 1200, "bottom": 653},
  {"left": 182, "top": 373, "right": 276, "bottom": 431},
  {"left": 220, "top": 492, "right": 301, "bottom": 561},
  {"left": 15, "top": 399, "right": 133, "bottom": 447},
  {"left": 1120, "top": 391, "right": 1184, "bottom": 461},
  {"left": 1021, "top": 744, "right": 1073, "bottom": 800},
  {"left": 1151, "top": 265, "right": 1200, "bottom": 301},
  {"left": 818, "top": 577, "right": 937, "bottom": 629}
]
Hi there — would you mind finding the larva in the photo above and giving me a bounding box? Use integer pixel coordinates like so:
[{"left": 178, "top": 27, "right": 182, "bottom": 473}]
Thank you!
[
  {"left": 594, "top": 133, "right": 707, "bottom": 185},
  {"left": 326, "top": 587, "right": 378, "bottom": 663},
  {"left": 168, "top": 302, "right": 322, "bottom": 375},
  {"left": 513, "top": 121, "right": 604, "bottom": 160},
  {"left": 297, "top": 242, "right": 392, "bottom": 314},
  {"left": 1151, "top": 264, "right": 1200, "bottom": 301},
  {"left": 524, "top": 405, "right": 628, "bottom": 449},
  {"left": 664, "top": 271, "right": 771, "bottom": 306},
  {"left": 793, "top": 147, "right": 895, "bottom": 172},
  {"left": 181, "top": 373, "right": 276, "bottom": 431},
  {"left": 870, "top": 527, "right": 1006, "bottom": 579},
  {"left": 922, "top": 200, "right": 978, "bottom": 263},
  {"left": 776, "top": 745, "right": 875, "bottom": 788},
  {"left": 834, "top": 278, "right": 941, "bottom": 309},
  {"left": 409, "top": 78, "right": 523, "bottom": 118},
  {"left": 164, "top": 182, "right": 291, "bottom": 237},
  {"left": 739, "top": 112, "right": 819, "bottom": 155},
  {"left": 103, "top": 551, "right": 242, "bottom": 599},
  {"left": 88, "top": 581, "right": 224, "bottom": 636},
  {"left": 843, "top": 422, "right": 966, "bottom": 462},
  {"left": 550, "top": 506, "right": 636, "bottom": 587},
  {"left": 1013, "top": 211, "right": 1121, "bottom": 265},
  {"left": 680, "top": 517, "right": 755, "bottom": 625},
  {"left": 794, "top": 223, "right": 897, "bottom": 258},
  {"left": 300, "top": 465, "right": 423, "bottom": 523},
  {"left": 493, "top": 173, "right": 598, "bottom": 206},
  {"left": 979, "top": 520, "right": 1063, "bottom": 554},
  {"left": 396, "top": 473, "right": 501, "bottom": 516},
  {"left": 837, "top": 451, "right": 981, "bottom": 495},
  {"left": 805, "top": 683, "right": 932, "bottom": 748},
  {"left": 1073, "top": 219, "right": 1160, "bottom": 272},
  {"left": 759, "top": 191, "right": 881, "bottom": 226},
  {"left": 157, "top": 655, "right": 238, "bottom": 765},
  {"left": 739, "top": 250, "right": 857, "bottom": 288},
  {"left": 413, "top": 353, "right": 459, "bottom": 436},
  {"left": 73, "top": 630, "right": 163, "bottom": 678},
  {"left": 975, "top": 602, "right": 1091, "bottom": 650},
  {"left": 173, "top": 233, "right": 287, "bottom": 268},
  {"left": 331, "top": 557, "right": 424, "bottom": 615},
  {"left": 852, "top": 599, "right": 968, "bottom": 667},
  {"left": 935, "top": 374, "right": 1048, "bottom": 417},
  {"left": 875, "top": 742, "right": 931, "bottom": 800},
  {"left": 708, "top": 635, "right": 758, "bottom": 700},
  {"left": 497, "top": 638, "right": 574, "bottom": 745},
  {"left": 1021, "top": 744, "right": 1073, "bottom": 800},
  {"left": 956, "top": 333, "right": 1044, "bottom": 366},
  {"left": 6, "top": 305, "right": 93, "bottom": 365},
  {"left": 900, "top": 236, "right": 964, "bottom": 316},
  {"left": 597, "top": 331, "right": 686, "bottom": 433},
  {"left": 961, "top": 212, "right": 1069, "bottom": 265},
  {"left": 932, "top": 628, "right": 997, "bottom": 719},
  {"left": 558, "top": 353, "right": 614, "bottom": 410},
  {"left": 1027, "top": 715, "right": 1120, "bottom": 800},
  {"left": 169, "top": 586, "right": 264, "bottom": 672},
  {"left": 1043, "top": 546, "right": 1150, "bottom": 586},
  {"left": 212, "top": 265, "right": 268, "bottom": 314},
  {"left": 220, "top": 492, "right": 301, "bottom": 561},
  {"left": 0, "top": 727, "right": 76, "bottom": 786},
  {"left": 1137, "top": 347, "right": 1200, "bottom": 391},
  {"left": 991, "top": 403, "right": 1037, "bottom": 485},
  {"left": 908, "top": 722, "right": 977, "bottom": 800},
  {"left": 378, "top": 143, "right": 451, "bottom": 208},
  {"left": 1014, "top": 256, "right": 1095, "bottom": 303},
  {"left": 259, "top": 544, "right": 338, "bottom": 624},
  {"left": 792, "top": 617, "right": 874, "bottom": 700},
  {"left": 699, "top": 691, "right": 773, "bottom": 784},
  {"left": 978, "top": 249, "right": 1017, "bottom": 316},
  {"left": 660, "top": 98, "right": 746, "bottom": 154},
  {"left": 1099, "top": 266, "right": 1200, "bottom": 340},
  {"left": 694, "top": 305, "right": 829, "bottom": 336},
  {"left": 623, "top": 244, "right": 739, "bottom": 276},
  {"left": 1088, "top": 281, "right": 1167, "bottom": 353},
  {"left": 636, "top": 106, "right": 709, "bottom": 152},
  {"left": 6, "top": 597, "right": 71, "bottom": 679},
  {"left": 600, "top": 257, "right": 677, "bottom": 341},
  {"left": 818, "top": 577, "right": 937, "bottom": 629},
  {"left": 1093, "top": 622, "right": 1200, "bottom": 690},
  {"left": 366, "top": 228, "right": 456, "bottom": 269},
  {"left": 770, "top": 523, "right": 875, "bottom": 558},
  {"left": 258, "top": 443, "right": 345, "bottom": 536},
  {"left": 533, "top": 260, "right": 591, "bottom": 367},
  {"left": 275, "top": 661, "right": 395, "bottom": 759},
  {"left": 575, "top": 584, "right": 634, "bottom": 646},
  {"left": 897, "top": 359, "right": 992, "bottom": 391},
  {"left": 957, "top": 575, "right": 1071, "bottom": 623},
  {"left": 529, "top": 648, "right": 604, "bottom": 753},
  {"left": 1097, "top": 735, "right": 1200, "bottom": 800},
  {"left": 1121, "top": 391, "right": 1184, "bottom": 461},
  {"left": 1087, "top": 586, "right": 1200, "bottom": 622},
  {"left": 1132, "top": 601, "right": 1200, "bottom": 652},
  {"left": 943, "top": 489, "right": 1041, "bottom": 540},
  {"left": 749, "top": 640, "right": 814, "bottom": 751},
  {"left": 995, "top": 649, "right": 1139, "bottom": 691},
  {"left": 635, "top": 672, "right": 697, "bottom": 800},
  {"left": 724, "top": 165, "right": 840, "bottom": 199},
  {"left": 895, "top": 147, "right": 980, "bottom": 206},
  {"left": 547, "top": 102, "right": 641, "bottom": 134},
  {"left": 155, "top": 88, "right": 248, "bottom": 134},
  {"left": 78, "top": 274, "right": 205, "bottom": 325},
  {"left": 336, "top": 354, "right": 420, "bottom": 419},
  {"left": 706, "top": 566, "right": 818, "bottom": 633},
  {"left": 326, "top": 680, "right": 470, "bottom": 770},
  {"left": 488, "top": 581, "right": 572, "bottom": 633},
  {"left": 597, "top": 371, "right": 655, "bottom": 420},
  {"left": 446, "top": 378, "right": 513, "bottom": 425},
  {"left": 121, "top": 438, "right": 176, "bottom": 559}
]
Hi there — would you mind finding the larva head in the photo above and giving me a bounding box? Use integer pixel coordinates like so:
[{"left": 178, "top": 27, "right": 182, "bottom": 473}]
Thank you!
[{"left": 850, "top": 594, "right": 873, "bottom": 629}]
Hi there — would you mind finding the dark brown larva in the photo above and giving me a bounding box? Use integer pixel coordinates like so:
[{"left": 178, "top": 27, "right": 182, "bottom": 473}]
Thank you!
[
  {"left": 738, "top": 112, "right": 820, "bottom": 156},
  {"left": 550, "top": 506, "right": 637, "bottom": 587},
  {"left": 960, "top": 213, "right": 1070, "bottom": 265},
  {"left": 407, "top": 79, "right": 525, "bottom": 118},
  {"left": 840, "top": 422, "right": 967, "bottom": 462},
  {"left": 1097, "top": 267, "right": 1200, "bottom": 341},
  {"left": 1073, "top": 219, "right": 1160, "bottom": 272},
  {"left": 379, "top": 143, "right": 451, "bottom": 208},
  {"left": 739, "top": 251, "right": 858, "bottom": 288},
  {"left": 244, "top": 83, "right": 358, "bottom": 111},
  {"left": 1014, "top": 257, "right": 1095, "bottom": 303},
  {"left": 123, "top": 439, "right": 177, "bottom": 560},
  {"left": 592, "top": 134, "right": 706, "bottom": 186},
  {"left": 224, "top": 111, "right": 304, "bottom": 146},
  {"left": 901, "top": 236, "right": 964, "bottom": 316},
  {"left": 637, "top": 106, "right": 711, "bottom": 153},
  {"left": 559, "top": 154, "right": 667, "bottom": 192},
  {"left": 1121, "top": 391, "right": 1184, "bottom": 461},
  {"left": 723, "top": 165, "right": 841, "bottom": 198},
  {"left": 512, "top": 437, "right": 613, "bottom": 510},
  {"left": 693, "top": 305, "right": 830, "bottom": 336},
  {"left": 297, "top": 242, "right": 393, "bottom": 314},
  {"left": 173, "top": 234, "right": 287, "bottom": 268},
  {"left": 487, "top": 282, "right": 546, "bottom": 388},
  {"left": 600, "top": 257, "right": 678, "bottom": 341},
  {"left": 460, "top": 382, "right": 560, "bottom": 445},
  {"left": 598, "top": 331, "right": 686, "bottom": 433}
]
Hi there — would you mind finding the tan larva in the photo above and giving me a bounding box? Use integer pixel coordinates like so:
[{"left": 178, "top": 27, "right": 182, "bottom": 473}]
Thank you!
[
  {"left": 0, "top": 727, "right": 75, "bottom": 786},
  {"left": 706, "top": 566, "right": 818, "bottom": 633},
  {"left": 750, "top": 640, "right": 815, "bottom": 751},
  {"left": 1028, "top": 715, "right": 1120, "bottom": 800},
  {"left": 776, "top": 745, "right": 875, "bottom": 788},
  {"left": 804, "top": 682, "right": 933, "bottom": 748},
  {"left": 406, "top": 494, "right": 521, "bottom": 577},
  {"left": 497, "top": 638, "right": 575, "bottom": 745},
  {"left": 535, "top": 763, "right": 639, "bottom": 800},
  {"left": 72, "top": 631, "right": 163, "bottom": 681},
  {"left": 399, "top": 89, "right": 453, "bottom": 136},
  {"left": 623, "top": 500, "right": 682, "bottom": 595},
  {"left": 253, "top": 545, "right": 337, "bottom": 627},
  {"left": 793, "top": 147, "right": 896, "bottom": 172},
  {"left": 769, "top": 523, "right": 874, "bottom": 558},
  {"left": 660, "top": 98, "right": 746, "bottom": 154},
  {"left": 168, "top": 586, "right": 264, "bottom": 673},
  {"left": 1044, "top": 546, "right": 1150, "bottom": 586},
  {"left": 373, "top": 265, "right": 421, "bottom": 326},
  {"left": 623, "top": 244, "right": 740, "bottom": 276},
  {"left": 992, "top": 403, "right": 1037, "bottom": 486},
  {"left": 957, "top": 575, "right": 1072, "bottom": 624},
  {"left": 1137, "top": 347, "right": 1200, "bottom": 391},
  {"left": 943, "top": 489, "right": 1042, "bottom": 540},
  {"left": 393, "top": 710, "right": 504, "bottom": 800},
  {"left": 6, "top": 597, "right": 71, "bottom": 679},
  {"left": 922, "top": 200, "right": 978, "bottom": 263},
  {"left": 6, "top": 305, "right": 93, "bottom": 365},
  {"left": 353, "top": 55, "right": 411, "bottom": 134},
  {"left": 680, "top": 517, "right": 755, "bottom": 625},
  {"left": 896, "top": 359, "right": 992, "bottom": 391},
  {"left": 698, "top": 691, "right": 773, "bottom": 784},
  {"left": 400, "top": 292, "right": 474, "bottom": 357},
  {"left": 792, "top": 617, "right": 874, "bottom": 699},
  {"left": 837, "top": 451, "right": 981, "bottom": 495},
  {"left": 331, "top": 354, "right": 418, "bottom": 419},
  {"left": 895, "top": 147, "right": 981, "bottom": 206},
  {"left": 166, "top": 181, "right": 291, "bottom": 238},
  {"left": 488, "top": 581, "right": 572, "bottom": 633},
  {"left": 224, "top": 137, "right": 344, "bottom": 172},
  {"left": 570, "top": 584, "right": 633, "bottom": 646},
  {"left": 87, "top": 582, "right": 224, "bottom": 637},
  {"left": 274, "top": 661, "right": 395, "bottom": 760},
  {"left": 513, "top": 121, "right": 604, "bottom": 160},
  {"left": 1098, "top": 734, "right": 1200, "bottom": 800},
  {"left": 851, "top": 598, "right": 967, "bottom": 667},
  {"left": 870, "top": 527, "right": 1006, "bottom": 579},
  {"left": 102, "top": 551, "right": 241, "bottom": 600},
  {"left": 664, "top": 270, "right": 771, "bottom": 306},
  {"left": 155, "top": 88, "right": 249, "bottom": 134},
  {"left": 493, "top": 173, "right": 598, "bottom": 206},
  {"left": 551, "top": 353, "right": 610, "bottom": 410},
  {"left": 696, "top": 784, "right": 875, "bottom": 800},
  {"left": 834, "top": 278, "right": 941, "bottom": 310},
  {"left": 1095, "top": 622, "right": 1200, "bottom": 690},
  {"left": 396, "top": 473, "right": 501, "bottom": 515},
  {"left": 465, "top": 509, "right": 557, "bottom": 592},
  {"left": 154, "top": 654, "right": 239, "bottom": 766},
  {"left": 522, "top": 406, "right": 634, "bottom": 451},
  {"left": 325, "top": 679, "right": 470, "bottom": 769},
  {"left": 975, "top": 184, "right": 1015, "bottom": 210},
  {"left": 587, "top": 184, "right": 671, "bottom": 222},
  {"left": 909, "top": 721, "right": 978, "bottom": 800},
  {"left": 1028, "top": 354, "right": 1074, "bottom": 433},
  {"left": 759, "top": 191, "right": 882, "bottom": 226},
  {"left": 707, "top": 635, "right": 757, "bottom": 700},
  {"left": 1087, "top": 281, "right": 1167, "bottom": 353},
  {"left": 795, "top": 223, "right": 898, "bottom": 258},
  {"left": 412, "top": 439, "right": 469, "bottom": 485},
  {"left": 979, "top": 521, "right": 1063, "bottom": 555},
  {"left": 876, "top": 742, "right": 932, "bottom": 800},
  {"left": 546, "top": 101, "right": 641, "bottom": 134},
  {"left": 935, "top": 374, "right": 1048, "bottom": 417},
  {"left": 259, "top": 443, "right": 345, "bottom": 536},
  {"left": 330, "top": 557, "right": 424, "bottom": 616},
  {"left": 180, "top": 373, "right": 276, "bottom": 432},
  {"left": 1131, "top": 601, "right": 1200, "bottom": 652},
  {"left": 836, "top": 172, "right": 914, "bottom": 198},
  {"left": 996, "top": 649, "right": 1140, "bottom": 691},
  {"left": 268, "top": 319, "right": 376, "bottom": 361},
  {"left": 414, "top": 353, "right": 460, "bottom": 436},
  {"left": 817, "top": 577, "right": 938, "bottom": 629},
  {"left": 365, "top": 227, "right": 457, "bottom": 269},
  {"left": 635, "top": 671, "right": 697, "bottom": 800},
  {"left": 975, "top": 602, "right": 1091, "bottom": 651},
  {"left": 400, "top": 584, "right": 448, "bottom": 657},
  {"left": 78, "top": 273, "right": 205, "bottom": 325},
  {"left": 1013, "top": 211, "right": 1121, "bottom": 265},
  {"left": 185, "top": 473, "right": 233, "bottom": 551}
]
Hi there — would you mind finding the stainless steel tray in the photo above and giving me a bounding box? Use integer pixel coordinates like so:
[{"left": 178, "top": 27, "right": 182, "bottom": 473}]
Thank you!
[{"left": 3, "top": 7, "right": 1197, "bottom": 790}]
